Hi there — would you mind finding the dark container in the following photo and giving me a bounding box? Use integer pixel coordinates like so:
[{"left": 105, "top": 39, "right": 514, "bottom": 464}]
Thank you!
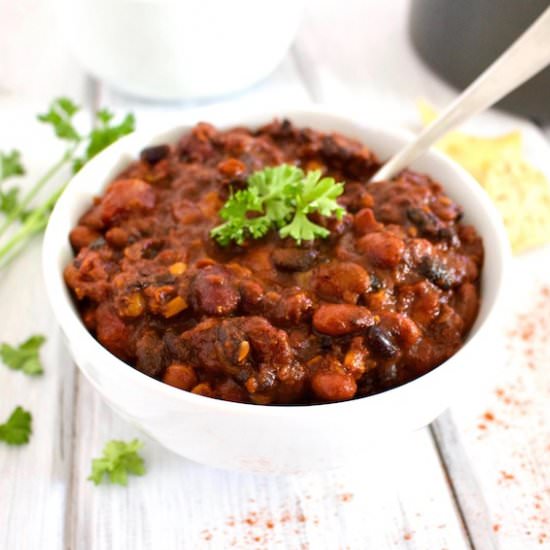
[{"left": 409, "top": 0, "right": 550, "bottom": 122}]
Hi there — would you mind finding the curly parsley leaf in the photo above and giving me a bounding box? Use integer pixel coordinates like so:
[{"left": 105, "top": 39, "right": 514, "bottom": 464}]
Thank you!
[
  {"left": 73, "top": 110, "right": 136, "bottom": 174},
  {"left": 0, "top": 406, "right": 32, "bottom": 445},
  {"left": 88, "top": 439, "right": 146, "bottom": 486},
  {"left": 0, "top": 187, "right": 21, "bottom": 216},
  {"left": 37, "top": 97, "right": 81, "bottom": 142},
  {"left": 0, "top": 335, "right": 46, "bottom": 376},
  {"left": 211, "top": 164, "right": 345, "bottom": 246},
  {"left": 0, "top": 150, "right": 25, "bottom": 182}
]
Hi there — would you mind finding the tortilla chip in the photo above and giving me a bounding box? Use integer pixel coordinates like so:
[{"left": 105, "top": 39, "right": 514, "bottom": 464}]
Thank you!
[
  {"left": 483, "top": 159, "right": 550, "bottom": 252},
  {"left": 417, "top": 100, "right": 550, "bottom": 252}
]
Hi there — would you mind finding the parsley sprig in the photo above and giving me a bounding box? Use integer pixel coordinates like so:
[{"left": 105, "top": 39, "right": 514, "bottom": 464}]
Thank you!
[
  {"left": 88, "top": 439, "right": 146, "bottom": 486},
  {"left": 0, "top": 97, "right": 135, "bottom": 268},
  {"left": 1, "top": 335, "right": 45, "bottom": 376},
  {"left": 211, "top": 164, "right": 345, "bottom": 246},
  {"left": 0, "top": 150, "right": 25, "bottom": 218},
  {"left": 0, "top": 406, "right": 32, "bottom": 445}
]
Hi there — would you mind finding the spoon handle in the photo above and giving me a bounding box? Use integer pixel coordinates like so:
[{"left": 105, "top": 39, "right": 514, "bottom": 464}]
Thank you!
[{"left": 372, "top": 6, "right": 550, "bottom": 182}]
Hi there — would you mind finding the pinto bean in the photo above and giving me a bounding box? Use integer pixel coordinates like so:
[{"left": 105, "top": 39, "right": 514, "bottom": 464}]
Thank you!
[
  {"left": 354, "top": 208, "right": 382, "bottom": 235},
  {"left": 311, "top": 369, "right": 357, "bottom": 401},
  {"left": 136, "top": 330, "right": 164, "bottom": 377},
  {"left": 69, "top": 226, "right": 101, "bottom": 251},
  {"left": 313, "top": 261, "right": 370, "bottom": 303},
  {"left": 356, "top": 231, "right": 404, "bottom": 268},
  {"left": 313, "top": 304, "right": 374, "bottom": 336},
  {"left": 101, "top": 178, "right": 156, "bottom": 224},
  {"left": 162, "top": 363, "right": 197, "bottom": 390}
]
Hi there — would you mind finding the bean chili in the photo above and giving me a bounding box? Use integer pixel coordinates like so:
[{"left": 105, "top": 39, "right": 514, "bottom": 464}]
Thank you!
[{"left": 64, "top": 120, "right": 483, "bottom": 404}]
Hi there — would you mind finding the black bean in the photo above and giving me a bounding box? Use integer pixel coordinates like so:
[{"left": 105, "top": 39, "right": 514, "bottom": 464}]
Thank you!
[
  {"left": 418, "top": 256, "right": 454, "bottom": 290},
  {"left": 140, "top": 144, "right": 170, "bottom": 165},
  {"left": 154, "top": 273, "right": 176, "bottom": 285},
  {"left": 369, "top": 273, "right": 383, "bottom": 292},
  {"left": 367, "top": 326, "right": 399, "bottom": 358},
  {"left": 319, "top": 335, "right": 333, "bottom": 351},
  {"left": 272, "top": 247, "right": 319, "bottom": 272},
  {"left": 406, "top": 207, "right": 441, "bottom": 236},
  {"left": 438, "top": 227, "right": 461, "bottom": 247},
  {"left": 88, "top": 237, "right": 106, "bottom": 250},
  {"left": 141, "top": 240, "right": 164, "bottom": 259}
]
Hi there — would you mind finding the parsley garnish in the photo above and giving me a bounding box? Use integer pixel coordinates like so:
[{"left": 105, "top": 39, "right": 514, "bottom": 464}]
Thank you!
[
  {"left": 88, "top": 439, "right": 146, "bottom": 486},
  {"left": 0, "top": 150, "right": 25, "bottom": 182},
  {"left": 0, "top": 406, "right": 32, "bottom": 445},
  {"left": 211, "top": 164, "right": 345, "bottom": 245},
  {"left": 0, "top": 97, "right": 135, "bottom": 268},
  {"left": 0, "top": 335, "right": 45, "bottom": 376}
]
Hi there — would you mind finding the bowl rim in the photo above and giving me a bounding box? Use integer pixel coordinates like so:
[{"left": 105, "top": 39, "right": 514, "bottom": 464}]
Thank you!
[{"left": 42, "top": 103, "right": 510, "bottom": 417}]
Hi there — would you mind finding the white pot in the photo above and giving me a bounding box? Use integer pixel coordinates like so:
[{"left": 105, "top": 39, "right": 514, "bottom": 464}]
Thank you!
[
  {"left": 43, "top": 104, "right": 510, "bottom": 474},
  {"left": 55, "top": 0, "right": 305, "bottom": 100}
]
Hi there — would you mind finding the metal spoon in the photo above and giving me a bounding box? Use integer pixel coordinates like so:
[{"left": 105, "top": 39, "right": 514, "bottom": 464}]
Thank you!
[{"left": 371, "top": 6, "right": 550, "bottom": 182}]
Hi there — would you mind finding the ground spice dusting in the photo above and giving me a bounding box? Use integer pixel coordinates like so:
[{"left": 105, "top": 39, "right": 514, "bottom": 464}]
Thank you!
[
  {"left": 474, "top": 283, "right": 550, "bottom": 545},
  {"left": 197, "top": 493, "right": 354, "bottom": 547}
]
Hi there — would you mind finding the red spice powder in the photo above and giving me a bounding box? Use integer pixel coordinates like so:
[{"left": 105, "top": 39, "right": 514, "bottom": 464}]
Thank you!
[
  {"left": 403, "top": 532, "right": 413, "bottom": 541},
  {"left": 197, "top": 492, "right": 355, "bottom": 547},
  {"left": 499, "top": 470, "right": 516, "bottom": 482},
  {"left": 480, "top": 284, "right": 550, "bottom": 544}
]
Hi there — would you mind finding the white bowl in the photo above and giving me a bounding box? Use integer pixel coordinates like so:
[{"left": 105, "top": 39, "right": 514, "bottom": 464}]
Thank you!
[
  {"left": 43, "top": 105, "right": 509, "bottom": 474},
  {"left": 54, "top": 0, "right": 305, "bottom": 100}
]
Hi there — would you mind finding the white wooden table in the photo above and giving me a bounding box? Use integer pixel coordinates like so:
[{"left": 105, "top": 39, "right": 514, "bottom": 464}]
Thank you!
[{"left": 1, "top": 1, "right": 549, "bottom": 548}]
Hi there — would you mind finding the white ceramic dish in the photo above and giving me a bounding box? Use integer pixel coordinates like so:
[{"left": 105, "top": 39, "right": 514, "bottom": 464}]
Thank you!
[{"left": 43, "top": 105, "right": 509, "bottom": 474}]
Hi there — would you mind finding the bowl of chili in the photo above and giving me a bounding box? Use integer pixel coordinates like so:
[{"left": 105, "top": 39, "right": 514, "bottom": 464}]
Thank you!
[{"left": 43, "top": 104, "right": 509, "bottom": 473}]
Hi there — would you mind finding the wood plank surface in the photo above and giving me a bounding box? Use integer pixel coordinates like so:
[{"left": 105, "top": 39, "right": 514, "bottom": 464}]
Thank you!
[{"left": 0, "top": 1, "right": 549, "bottom": 549}]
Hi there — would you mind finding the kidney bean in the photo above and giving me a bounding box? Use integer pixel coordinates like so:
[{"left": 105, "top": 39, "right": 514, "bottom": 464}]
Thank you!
[
  {"left": 356, "top": 231, "right": 405, "bottom": 268},
  {"left": 269, "top": 290, "right": 313, "bottom": 325},
  {"left": 313, "top": 304, "right": 374, "bottom": 336},
  {"left": 190, "top": 265, "right": 240, "bottom": 316},
  {"left": 217, "top": 158, "right": 246, "bottom": 178},
  {"left": 454, "top": 283, "right": 479, "bottom": 333},
  {"left": 95, "top": 303, "right": 131, "bottom": 360}
]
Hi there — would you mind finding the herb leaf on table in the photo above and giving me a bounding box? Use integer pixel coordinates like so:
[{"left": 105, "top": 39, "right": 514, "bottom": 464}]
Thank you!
[
  {"left": 88, "top": 439, "right": 146, "bottom": 486},
  {"left": 0, "top": 406, "right": 32, "bottom": 445},
  {"left": 0, "top": 335, "right": 46, "bottom": 376}
]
